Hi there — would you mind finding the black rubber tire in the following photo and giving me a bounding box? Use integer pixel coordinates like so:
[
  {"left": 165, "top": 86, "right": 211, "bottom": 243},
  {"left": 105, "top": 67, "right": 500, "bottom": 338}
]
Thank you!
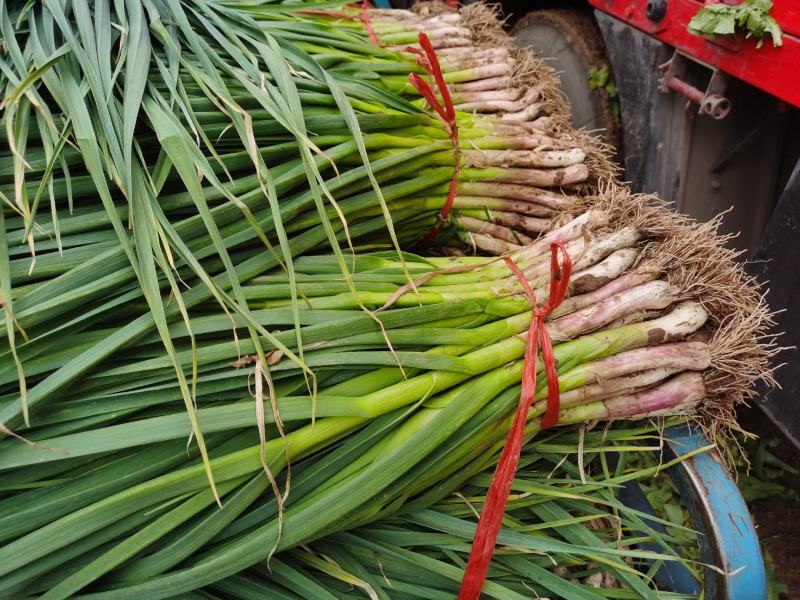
[{"left": 511, "top": 9, "right": 623, "bottom": 156}]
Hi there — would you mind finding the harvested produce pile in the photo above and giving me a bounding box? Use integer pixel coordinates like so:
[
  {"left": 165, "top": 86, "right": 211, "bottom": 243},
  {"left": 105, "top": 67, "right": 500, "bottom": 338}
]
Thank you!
[
  {"left": 0, "top": 0, "right": 776, "bottom": 598},
  {"left": 270, "top": 1, "right": 616, "bottom": 251}
]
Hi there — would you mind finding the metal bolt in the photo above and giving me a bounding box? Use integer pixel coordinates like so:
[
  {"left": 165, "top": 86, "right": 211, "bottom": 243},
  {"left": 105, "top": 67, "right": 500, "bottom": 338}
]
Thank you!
[
  {"left": 700, "top": 95, "right": 732, "bottom": 120},
  {"left": 646, "top": 0, "right": 668, "bottom": 22}
]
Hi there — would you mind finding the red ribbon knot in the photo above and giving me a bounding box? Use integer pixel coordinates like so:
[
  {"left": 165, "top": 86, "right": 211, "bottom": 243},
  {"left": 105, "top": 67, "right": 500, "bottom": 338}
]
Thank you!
[
  {"left": 458, "top": 241, "right": 572, "bottom": 600},
  {"left": 407, "top": 33, "right": 461, "bottom": 248}
]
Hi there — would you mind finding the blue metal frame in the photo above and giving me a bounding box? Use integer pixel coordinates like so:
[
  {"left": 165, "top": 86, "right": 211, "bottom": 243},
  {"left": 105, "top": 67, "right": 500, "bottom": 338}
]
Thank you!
[
  {"left": 665, "top": 426, "right": 767, "bottom": 600},
  {"left": 607, "top": 425, "right": 766, "bottom": 599}
]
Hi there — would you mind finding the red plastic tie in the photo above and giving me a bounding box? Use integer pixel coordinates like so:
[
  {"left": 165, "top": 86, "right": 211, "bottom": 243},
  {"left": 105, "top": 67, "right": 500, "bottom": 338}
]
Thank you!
[
  {"left": 458, "top": 242, "right": 572, "bottom": 600},
  {"left": 299, "top": 4, "right": 377, "bottom": 44},
  {"left": 347, "top": 1, "right": 380, "bottom": 45},
  {"left": 407, "top": 33, "right": 461, "bottom": 248}
]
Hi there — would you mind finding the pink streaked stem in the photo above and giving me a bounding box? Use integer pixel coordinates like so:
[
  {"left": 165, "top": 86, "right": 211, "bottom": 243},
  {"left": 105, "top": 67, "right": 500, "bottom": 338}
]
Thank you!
[
  {"left": 451, "top": 90, "right": 522, "bottom": 104},
  {"left": 459, "top": 231, "right": 522, "bottom": 255},
  {"left": 510, "top": 209, "right": 609, "bottom": 261},
  {"left": 533, "top": 372, "right": 705, "bottom": 431},
  {"left": 453, "top": 196, "right": 555, "bottom": 217},
  {"left": 547, "top": 280, "right": 677, "bottom": 341},
  {"left": 554, "top": 269, "right": 660, "bottom": 318},
  {"left": 467, "top": 135, "right": 578, "bottom": 150},
  {"left": 454, "top": 87, "right": 541, "bottom": 113},
  {"left": 456, "top": 182, "right": 577, "bottom": 208},
  {"left": 462, "top": 148, "right": 586, "bottom": 168},
  {"left": 452, "top": 76, "right": 512, "bottom": 92},
  {"left": 463, "top": 209, "right": 552, "bottom": 234},
  {"left": 555, "top": 342, "right": 712, "bottom": 392},
  {"left": 456, "top": 216, "right": 533, "bottom": 245},
  {"left": 541, "top": 367, "right": 685, "bottom": 408},
  {"left": 499, "top": 103, "right": 543, "bottom": 122},
  {"left": 465, "top": 163, "right": 590, "bottom": 187},
  {"left": 604, "top": 372, "right": 706, "bottom": 419}
]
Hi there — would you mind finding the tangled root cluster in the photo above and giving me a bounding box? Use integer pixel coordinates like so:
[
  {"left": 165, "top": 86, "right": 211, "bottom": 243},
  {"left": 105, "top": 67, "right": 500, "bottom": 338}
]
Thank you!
[{"left": 580, "top": 185, "right": 782, "bottom": 439}]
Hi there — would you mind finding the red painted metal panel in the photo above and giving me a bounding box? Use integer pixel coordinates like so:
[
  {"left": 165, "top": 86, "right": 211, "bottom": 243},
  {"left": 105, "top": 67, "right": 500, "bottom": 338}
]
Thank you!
[
  {"left": 588, "top": 0, "right": 800, "bottom": 107},
  {"left": 770, "top": 1, "right": 800, "bottom": 39}
]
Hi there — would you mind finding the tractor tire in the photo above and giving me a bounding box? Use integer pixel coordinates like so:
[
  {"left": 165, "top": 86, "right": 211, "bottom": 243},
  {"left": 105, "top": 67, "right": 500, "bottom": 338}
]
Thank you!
[{"left": 511, "top": 9, "right": 623, "bottom": 157}]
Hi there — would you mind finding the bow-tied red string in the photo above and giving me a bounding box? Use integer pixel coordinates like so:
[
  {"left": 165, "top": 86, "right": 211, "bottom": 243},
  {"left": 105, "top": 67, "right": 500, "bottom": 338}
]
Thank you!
[
  {"left": 299, "top": 2, "right": 378, "bottom": 43},
  {"left": 352, "top": 1, "right": 380, "bottom": 45},
  {"left": 347, "top": 11, "right": 569, "bottom": 597},
  {"left": 342, "top": 23, "right": 459, "bottom": 247},
  {"left": 458, "top": 241, "right": 572, "bottom": 600},
  {"left": 406, "top": 33, "right": 461, "bottom": 248}
]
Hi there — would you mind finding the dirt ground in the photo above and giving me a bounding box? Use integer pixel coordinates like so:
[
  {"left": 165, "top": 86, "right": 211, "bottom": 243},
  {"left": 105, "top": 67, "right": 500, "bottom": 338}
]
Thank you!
[{"left": 738, "top": 405, "right": 800, "bottom": 599}]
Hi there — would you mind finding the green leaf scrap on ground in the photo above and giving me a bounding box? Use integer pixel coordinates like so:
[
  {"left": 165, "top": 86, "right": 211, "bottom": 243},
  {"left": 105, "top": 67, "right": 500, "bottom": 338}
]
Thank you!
[
  {"left": 764, "top": 549, "right": 790, "bottom": 600},
  {"left": 689, "top": 0, "right": 783, "bottom": 49},
  {"left": 727, "top": 435, "right": 799, "bottom": 503}
]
